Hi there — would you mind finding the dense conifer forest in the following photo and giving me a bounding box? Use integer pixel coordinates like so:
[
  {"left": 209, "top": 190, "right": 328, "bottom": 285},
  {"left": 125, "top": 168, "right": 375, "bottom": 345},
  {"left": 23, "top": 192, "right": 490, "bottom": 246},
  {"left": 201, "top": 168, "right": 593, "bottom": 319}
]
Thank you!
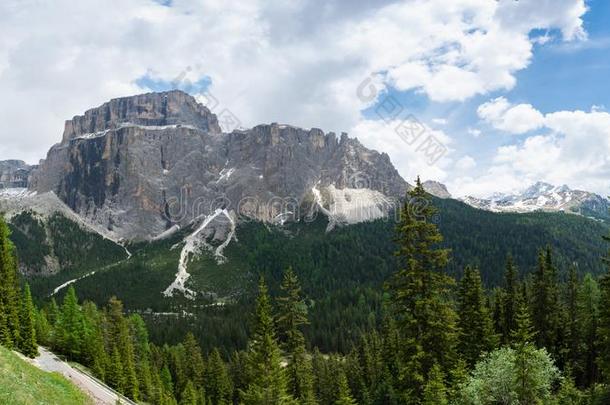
[{"left": 3, "top": 179, "right": 610, "bottom": 403}]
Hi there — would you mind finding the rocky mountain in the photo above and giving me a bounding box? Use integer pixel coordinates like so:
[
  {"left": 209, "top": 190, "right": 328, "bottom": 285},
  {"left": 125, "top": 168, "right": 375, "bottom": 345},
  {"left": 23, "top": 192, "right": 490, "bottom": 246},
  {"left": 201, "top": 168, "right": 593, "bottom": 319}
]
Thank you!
[
  {"left": 0, "top": 160, "right": 34, "bottom": 189},
  {"left": 14, "top": 90, "right": 408, "bottom": 242},
  {"left": 460, "top": 181, "right": 610, "bottom": 221},
  {"left": 423, "top": 180, "right": 451, "bottom": 199}
]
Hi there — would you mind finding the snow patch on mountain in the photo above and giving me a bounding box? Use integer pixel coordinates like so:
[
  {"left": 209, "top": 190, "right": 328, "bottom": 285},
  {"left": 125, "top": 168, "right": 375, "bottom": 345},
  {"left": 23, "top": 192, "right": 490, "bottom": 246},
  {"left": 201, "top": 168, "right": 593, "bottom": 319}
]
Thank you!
[
  {"left": 460, "top": 182, "right": 610, "bottom": 221},
  {"left": 73, "top": 122, "right": 200, "bottom": 141}
]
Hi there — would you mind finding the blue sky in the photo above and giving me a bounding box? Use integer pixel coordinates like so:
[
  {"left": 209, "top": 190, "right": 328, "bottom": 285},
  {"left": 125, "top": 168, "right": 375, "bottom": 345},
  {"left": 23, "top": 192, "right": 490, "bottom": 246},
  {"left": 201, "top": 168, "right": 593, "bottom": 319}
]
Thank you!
[{"left": 0, "top": 0, "right": 608, "bottom": 196}]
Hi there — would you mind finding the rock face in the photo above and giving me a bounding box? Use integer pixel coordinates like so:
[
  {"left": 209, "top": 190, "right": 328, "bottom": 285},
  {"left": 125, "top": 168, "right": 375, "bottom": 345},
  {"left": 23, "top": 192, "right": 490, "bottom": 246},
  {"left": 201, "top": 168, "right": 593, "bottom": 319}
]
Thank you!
[
  {"left": 28, "top": 90, "right": 409, "bottom": 240},
  {"left": 461, "top": 181, "right": 610, "bottom": 222},
  {"left": 423, "top": 180, "right": 451, "bottom": 199},
  {"left": 0, "top": 160, "right": 34, "bottom": 189}
]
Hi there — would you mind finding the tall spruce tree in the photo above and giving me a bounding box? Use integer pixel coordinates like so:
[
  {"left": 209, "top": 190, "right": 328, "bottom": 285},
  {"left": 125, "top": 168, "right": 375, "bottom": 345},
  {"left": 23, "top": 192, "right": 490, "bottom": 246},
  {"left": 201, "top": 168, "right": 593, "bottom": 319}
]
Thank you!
[
  {"left": 205, "top": 348, "right": 231, "bottom": 405},
  {"left": 500, "top": 255, "right": 519, "bottom": 343},
  {"left": 19, "top": 283, "right": 38, "bottom": 358},
  {"left": 241, "top": 277, "right": 295, "bottom": 404},
  {"left": 597, "top": 229, "right": 610, "bottom": 383},
  {"left": 180, "top": 380, "right": 198, "bottom": 405},
  {"left": 106, "top": 297, "right": 139, "bottom": 400},
  {"left": 35, "top": 308, "right": 51, "bottom": 347},
  {"left": 183, "top": 332, "right": 205, "bottom": 387},
  {"left": 457, "top": 266, "right": 497, "bottom": 368},
  {"left": 512, "top": 289, "right": 538, "bottom": 404},
  {"left": 57, "top": 286, "right": 84, "bottom": 359},
  {"left": 334, "top": 370, "right": 357, "bottom": 405},
  {"left": 579, "top": 274, "right": 600, "bottom": 387},
  {"left": 422, "top": 363, "right": 448, "bottom": 405},
  {"left": 107, "top": 345, "right": 125, "bottom": 393},
  {"left": 387, "top": 177, "right": 458, "bottom": 399},
  {"left": 565, "top": 265, "right": 582, "bottom": 383},
  {"left": 130, "top": 315, "right": 153, "bottom": 401},
  {"left": 531, "top": 247, "right": 563, "bottom": 358},
  {"left": 0, "top": 217, "right": 20, "bottom": 348},
  {"left": 277, "top": 267, "right": 316, "bottom": 404}
]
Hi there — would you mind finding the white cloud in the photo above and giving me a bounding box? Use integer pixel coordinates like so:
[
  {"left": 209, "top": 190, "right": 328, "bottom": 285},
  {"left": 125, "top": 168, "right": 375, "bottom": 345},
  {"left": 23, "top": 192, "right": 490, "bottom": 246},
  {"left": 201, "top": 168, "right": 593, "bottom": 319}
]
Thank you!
[
  {"left": 453, "top": 108, "right": 610, "bottom": 197},
  {"left": 0, "top": 0, "right": 588, "bottom": 164},
  {"left": 350, "top": 118, "right": 453, "bottom": 184},
  {"left": 477, "top": 97, "right": 545, "bottom": 134},
  {"left": 467, "top": 128, "right": 482, "bottom": 138},
  {"left": 455, "top": 155, "right": 476, "bottom": 171}
]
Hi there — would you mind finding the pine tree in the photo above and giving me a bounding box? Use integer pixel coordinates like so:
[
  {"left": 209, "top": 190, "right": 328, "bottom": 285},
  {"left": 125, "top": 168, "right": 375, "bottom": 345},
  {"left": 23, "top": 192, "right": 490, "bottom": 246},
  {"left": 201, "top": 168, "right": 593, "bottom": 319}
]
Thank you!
[
  {"left": 35, "top": 308, "right": 51, "bottom": 346},
  {"left": 531, "top": 247, "right": 563, "bottom": 358},
  {"left": 277, "top": 267, "right": 316, "bottom": 404},
  {"left": 106, "top": 297, "right": 139, "bottom": 400},
  {"left": 512, "top": 287, "right": 535, "bottom": 347},
  {"left": 241, "top": 277, "right": 295, "bottom": 404},
  {"left": 183, "top": 332, "right": 205, "bottom": 387},
  {"left": 46, "top": 298, "right": 60, "bottom": 349},
  {"left": 107, "top": 346, "right": 125, "bottom": 393},
  {"left": 312, "top": 348, "right": 335, "bottom": 405},
  {"left": 457, "top": 266, "right": 497, "bottom": 367},
  {"left": 122, "top": 346, "right": 139, "bottom": 401},
  {"left": 180, "top": 380, "right": 198, "bottom": 405},
  {"left": 565, "top": 265, "right": 581, "bottom": 383},
  {"left": 56, "top": 286, "right": 84, "bottom": 359},
  {"left": 500, "top": 255, "right": 519, "bottom": 343},
  {"left": 19, "top": 283, "right": 38, "bottom": 358},
  {"left": 205, "top": 348, "right": 232, "bottom": 405},
  {"left": 47, "top": 297, "right": 60, "bottom": 326},
  {"left": 160, "top": 364, "right": 174, "bottom": 397},
  {"left": 334, "top": 370, "right": 357, "bottom": 405},
  {"left": 597, "top": 228, "right": 610, "bottom": 383},
  {"left": 422, "top": 363, "right": 448, "bottom": 405},
  {"left": 169, "top": 344, "right": 188, "bottom": 399},
  {"left": 277, "top": 267, "right": 309, "bottom": 351},
  {"left": 0, "top": 218, "right": 20, "bottom": 348},
  {"left": 386, "top": 177, "right": 458, "bottom": 399},
  {"left": 578, "top": 274, "right": 600, "bottom": 387},
  {"left": 228, "top": 350, "right": 249, "bottom": 405},
  {"left": 512, "top": 288, "right": 541, "bottom": 404},
  {"left": 130, "top": 315, "right": 153, "bottom": 400}
]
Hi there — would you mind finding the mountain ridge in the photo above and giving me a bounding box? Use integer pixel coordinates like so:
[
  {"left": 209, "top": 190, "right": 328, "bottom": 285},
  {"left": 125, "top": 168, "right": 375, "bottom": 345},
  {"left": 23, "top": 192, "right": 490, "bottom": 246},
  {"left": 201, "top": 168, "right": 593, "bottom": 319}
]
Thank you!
[
  {"left": 9, "top": 90, "right": 408, "bottom": 241},
  {"left": 460, "top": 181, "right": 610, "bottom": 222}
]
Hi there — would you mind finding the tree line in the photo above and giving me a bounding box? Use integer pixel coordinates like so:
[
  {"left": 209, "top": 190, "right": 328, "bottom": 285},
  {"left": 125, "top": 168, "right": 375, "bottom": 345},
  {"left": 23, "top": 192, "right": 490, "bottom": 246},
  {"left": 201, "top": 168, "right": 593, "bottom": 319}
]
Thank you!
[{"left": 3, "top": 179, "right": 610, "bottom": 403}]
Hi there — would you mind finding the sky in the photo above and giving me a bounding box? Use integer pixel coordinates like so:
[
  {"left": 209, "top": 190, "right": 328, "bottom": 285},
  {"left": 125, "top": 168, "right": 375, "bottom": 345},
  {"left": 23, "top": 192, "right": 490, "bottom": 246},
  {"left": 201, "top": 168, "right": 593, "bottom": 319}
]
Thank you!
[{"left": 0, "top": 0, "right": 609, "bottom": 197}]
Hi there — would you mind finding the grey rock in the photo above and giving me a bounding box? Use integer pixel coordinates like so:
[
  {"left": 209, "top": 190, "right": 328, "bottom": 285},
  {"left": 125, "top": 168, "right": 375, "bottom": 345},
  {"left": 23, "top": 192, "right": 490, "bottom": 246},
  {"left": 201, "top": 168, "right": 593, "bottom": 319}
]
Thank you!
[
  {"left": 423, "top": 180, "right": 451, "bottom": 199},
  {"left": 0, "top": 160, "right": 34, "bottom": 189},
  {"left": 28, "top": 91, "right": 409, "bottom": 240}
]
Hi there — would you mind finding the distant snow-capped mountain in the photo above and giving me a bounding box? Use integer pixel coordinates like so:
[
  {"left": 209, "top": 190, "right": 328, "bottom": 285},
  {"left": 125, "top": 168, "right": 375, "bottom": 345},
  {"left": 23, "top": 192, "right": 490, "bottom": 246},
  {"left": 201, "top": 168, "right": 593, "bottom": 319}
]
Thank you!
[{"left": 460, "top": 182, "right": 610, "bottom": 221}]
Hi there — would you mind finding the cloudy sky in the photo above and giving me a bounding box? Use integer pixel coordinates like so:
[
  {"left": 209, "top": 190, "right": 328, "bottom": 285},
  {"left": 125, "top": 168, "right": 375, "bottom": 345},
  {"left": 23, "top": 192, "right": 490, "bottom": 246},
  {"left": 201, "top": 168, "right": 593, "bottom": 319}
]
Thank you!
[{"left": 1, "top": 0, "right": 609, "bottom": 197}]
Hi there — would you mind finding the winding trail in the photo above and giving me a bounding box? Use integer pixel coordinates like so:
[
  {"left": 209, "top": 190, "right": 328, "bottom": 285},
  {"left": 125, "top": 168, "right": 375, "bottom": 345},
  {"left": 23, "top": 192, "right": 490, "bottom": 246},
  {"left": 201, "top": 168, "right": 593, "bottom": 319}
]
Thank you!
[{"left": 29, "top": 347, "right": 136, "bottom": 405}]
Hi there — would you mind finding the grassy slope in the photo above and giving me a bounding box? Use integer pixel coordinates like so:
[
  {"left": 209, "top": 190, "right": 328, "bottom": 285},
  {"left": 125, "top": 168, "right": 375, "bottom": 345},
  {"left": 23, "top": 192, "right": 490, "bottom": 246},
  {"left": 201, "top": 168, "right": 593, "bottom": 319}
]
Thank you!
[{"left": 0, "top": 346, "right": 91, "bottom": 405}]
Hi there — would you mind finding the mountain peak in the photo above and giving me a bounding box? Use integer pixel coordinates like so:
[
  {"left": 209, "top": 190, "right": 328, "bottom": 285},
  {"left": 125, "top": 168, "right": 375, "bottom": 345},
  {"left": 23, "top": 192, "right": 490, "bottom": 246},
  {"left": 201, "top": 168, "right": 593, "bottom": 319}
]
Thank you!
[
  {"left": 460, "top": 181, "right": 610, "bottom": 222},
  {"left": 16, "top": 91, "right": 409, "bottom": 240},
  {"left": 61, "top": 90, "right": 221, "bottom": 143},
  {"left": 423, "top": 180, "right": 451, "bottom": 199}
]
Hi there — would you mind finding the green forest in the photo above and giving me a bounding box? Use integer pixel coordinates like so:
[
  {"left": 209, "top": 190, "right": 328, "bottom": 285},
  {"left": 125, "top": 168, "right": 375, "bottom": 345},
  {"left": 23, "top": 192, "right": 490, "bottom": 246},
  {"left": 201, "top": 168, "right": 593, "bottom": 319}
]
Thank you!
[
  {"left": 3, "top": 179, "right": 610, "bottom": 403},
  {"left": 15, "top": 193, "right": 609, "bottom": 358}
]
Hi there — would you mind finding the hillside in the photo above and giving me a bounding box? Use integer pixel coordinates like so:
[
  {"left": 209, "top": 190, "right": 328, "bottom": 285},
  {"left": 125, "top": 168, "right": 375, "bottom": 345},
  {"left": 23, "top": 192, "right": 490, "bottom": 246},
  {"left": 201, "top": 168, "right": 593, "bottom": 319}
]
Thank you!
[
  {"left": 0, "top": 346, "right": 91, "bottom": 405},
  {"left": 12, "top": 196, "right": 608, "bottom": 353}
]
